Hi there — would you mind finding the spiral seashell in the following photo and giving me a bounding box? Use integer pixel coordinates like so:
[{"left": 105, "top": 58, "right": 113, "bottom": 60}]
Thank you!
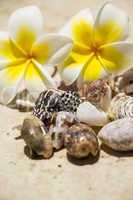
[
  {"left": 108, "top": 93, "right": 133, "bottom": 120},
  {"left": 65, "top": 123, "right": 99, "bottom": 158},
  {"left": 9, "top": 89, "right": 35, "bottom": 112},
  {"left": 21, "top": 115, "right": 53, "bottom": 159}
]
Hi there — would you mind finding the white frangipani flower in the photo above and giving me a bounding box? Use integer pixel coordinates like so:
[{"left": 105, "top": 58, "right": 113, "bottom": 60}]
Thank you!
[
  {"left": 59, "top": 3, "right": 133, "bottom": 85},
  {"left": 0, "top": 6, "right": 73, "bottom": 105}
]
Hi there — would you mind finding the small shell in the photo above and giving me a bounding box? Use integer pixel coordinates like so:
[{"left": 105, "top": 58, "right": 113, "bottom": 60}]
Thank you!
[
  {"left": 110, "top": 69, "right": 133, "bottom": 95},
  {"left": 78, "top": 80, "right": 112, "bottom": 111},
  {"left": 77, "top": 102, "right": 108, "bottom": 126},
  {"left": 33, "top": 89, "right": 63, "bottom": 126},
  {"left": 21, "top": 115, "right": 53, "bottom": 158},
  {"left": 9, "top": 89, "right": 35, "bottom": 112},
  {"left": 49, "top": 112, "right": 76, "bottom": 150},
  {"left": 108, "top": 93, "right": 133, "bottom": 120},
  {"left": 33, "top": 89, "right": 81, "bottom": 127},
  {"left": 55, "top": 111, "right": 76, "bottom": 128},
  {"left": 65, "top": 123, "right": 99, "bottom": 158},
  {"left": 99, "top": 118, "right": 133, "bottom": 151}
]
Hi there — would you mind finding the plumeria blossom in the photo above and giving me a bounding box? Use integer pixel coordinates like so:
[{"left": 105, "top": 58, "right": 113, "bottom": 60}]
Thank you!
[
  {"left": 59, "top": 3, "right": 133, "bottom": 85},
  {"left": 0, "top": 6, "right": 73, "bottom": 105}
]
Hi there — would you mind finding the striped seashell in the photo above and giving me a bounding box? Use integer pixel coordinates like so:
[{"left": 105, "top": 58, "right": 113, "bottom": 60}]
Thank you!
[
  {"left": 33, "top": 89, "right": 63, "bottom": 126},
  {"left": 108, "top": 93, "right": 133, "bottom": 120}
]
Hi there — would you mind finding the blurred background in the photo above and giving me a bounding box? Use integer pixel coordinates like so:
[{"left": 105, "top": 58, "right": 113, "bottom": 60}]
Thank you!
[{"left": 0, "top": 0, "right": 133, "bottom": 38}]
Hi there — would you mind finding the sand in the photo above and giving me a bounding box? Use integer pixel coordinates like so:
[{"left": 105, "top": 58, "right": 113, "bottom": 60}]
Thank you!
[{"left": 0, "top": 0, "right": 133, "bottom": 199}]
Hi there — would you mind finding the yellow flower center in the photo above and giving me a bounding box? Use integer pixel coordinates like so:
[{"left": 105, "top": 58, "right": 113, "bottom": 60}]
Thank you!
[
  {"left": 26, "top": 52, "right": 35, "bottom": 60},
  {"left": 90, "top": 43, "right": 101, "bottom": 56}
]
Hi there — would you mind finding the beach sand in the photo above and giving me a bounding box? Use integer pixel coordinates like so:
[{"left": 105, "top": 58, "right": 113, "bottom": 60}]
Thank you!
[{"left": 0, "top": 0, "right": 133, "bottom": 199}]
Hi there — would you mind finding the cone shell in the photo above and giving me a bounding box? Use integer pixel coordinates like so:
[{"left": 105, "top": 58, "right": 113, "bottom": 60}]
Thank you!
[{"left": 65, "top": 123, "right": 99, "bottom": 158}]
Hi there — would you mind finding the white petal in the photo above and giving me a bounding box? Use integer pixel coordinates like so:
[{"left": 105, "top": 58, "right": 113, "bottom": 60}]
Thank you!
[
  {"left": 100, "top": 41, "right": 133, "bottom": 75},
  {"left": 59, "top": 8, "right": 94, "bottom": 38},
  {"left": 32, "top": 34, "right": 73, "bottom": 65},
  {"left": 0, "top": 31, "right": 25, "bottom": 70},
  {"left": 0, "top": 62, "right": 26, "bottom": 105},
  {"left": 8, "top": 6, "right": 43, "bottom": 53},
  {"left": 60, "top": 64, "right": 83, "bottom": 85},
  {"left": 25, "top": 60, "right": 56, "bottom": 99},
  {"left": 76, "top": 101, "right": 108, "bottom": 126},
  {"left": 95, "top": 3, "right": 129, "bottom": 42}
]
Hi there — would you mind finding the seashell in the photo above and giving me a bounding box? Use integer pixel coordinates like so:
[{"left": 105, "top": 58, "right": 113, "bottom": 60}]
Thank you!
[
  {"left": 33, "top": 89, "right": 81, "bottom": 128},
  {"left": 108, "top": 93, "right": 133, "bottom": 120},
  {"left": 99, "top": 118, "right": 133, "bottom": 151},
  {"left": 16, "top": 99, "right": 35, "bottom": 112},
  {"left": 65, "top": 123, "right": 99, "bottom": 158},
  {"left": 111, "top": 69, "right": 133, "bottom": 96},
  {"left": 76, "top": 102, "right": 109, "bottom": 126},
  {"left": 110, "top": 69, "right": 133, "bottom": 95},
  {"left": 33, "top": 89, "right": 63, "bottom": 127},
  {"left": 78, "top": 80, "right": 112, "bottom": 111},
  {"left": 9, "top": 89, "right": 35, "bottom": 112},
  {"left": 21, "top": 115, "right": 53, "bottom": 159},
  {"left": 50, "top": 126, "right": 65, "bottom": 150},
  {"left": 49, "top": 112, "right": 76, "bottom": 150},
  {"left": 55, "top": 111, "right": 76, "bottom": 128},
  {"left": 59, "top": 91, "right": 82, "bottom": 113}
]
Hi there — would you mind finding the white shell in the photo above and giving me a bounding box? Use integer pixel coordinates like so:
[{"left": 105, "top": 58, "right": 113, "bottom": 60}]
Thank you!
[
  {"left": 76, "top": 102, "right": 108, "bottom": 126},
  {"left": 99, "top": 118, "right": 133, "bottom": 151}
]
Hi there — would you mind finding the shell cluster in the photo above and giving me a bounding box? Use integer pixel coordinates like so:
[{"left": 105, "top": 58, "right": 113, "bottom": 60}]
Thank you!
[
  {"left": 21, "top": 114, "right": 99, "bottom": 159},
  {"left": 20, "top": 78, "right": 133, "bottom": 161}
]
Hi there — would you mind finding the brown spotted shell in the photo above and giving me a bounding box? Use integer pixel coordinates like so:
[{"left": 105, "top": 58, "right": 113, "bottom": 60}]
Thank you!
[
  {"left": 64, "top": 123, "right": 99, "bottom": 158},
  {"left": 78, "top": 79, "right": 111, "bottom": 111},
  {"left": 21, "top": 115, "right": 53, "bottom": 158}
]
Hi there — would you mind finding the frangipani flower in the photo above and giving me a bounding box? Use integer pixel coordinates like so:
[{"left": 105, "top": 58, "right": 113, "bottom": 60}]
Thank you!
[
  {"left": 59, "top": 3, "right": 133, "bottom": 85},
  {"left": 0, "top": 6, "right": 72, "bottom": 105}
]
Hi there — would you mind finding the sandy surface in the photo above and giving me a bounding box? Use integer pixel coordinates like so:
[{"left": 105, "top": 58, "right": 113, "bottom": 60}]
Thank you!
[{"left": 1, "top": 0, "right": 133, "bottom": 200}]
